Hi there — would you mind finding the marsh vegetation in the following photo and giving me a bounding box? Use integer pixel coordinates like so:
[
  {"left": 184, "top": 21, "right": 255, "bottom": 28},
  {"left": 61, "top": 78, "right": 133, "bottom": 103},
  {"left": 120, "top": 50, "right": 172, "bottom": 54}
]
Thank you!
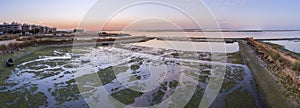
[{"left": 0, "top": 41, "right": 266, "bottom": 107}]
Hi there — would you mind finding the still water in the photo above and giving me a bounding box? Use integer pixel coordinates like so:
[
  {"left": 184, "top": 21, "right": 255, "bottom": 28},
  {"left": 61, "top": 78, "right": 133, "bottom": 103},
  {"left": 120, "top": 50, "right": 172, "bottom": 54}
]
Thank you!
[
  {"left": 135, "top": 39, "right": 239, "bottom": 53},
  {"left": 1, "top": 41, "right": 266, "bottom": 107},
  {"left": 112, "top": 31, "right": 300, "bottom": 39},
  {"left": 263, "top": 40, "right": 300, "bottom": 53}
]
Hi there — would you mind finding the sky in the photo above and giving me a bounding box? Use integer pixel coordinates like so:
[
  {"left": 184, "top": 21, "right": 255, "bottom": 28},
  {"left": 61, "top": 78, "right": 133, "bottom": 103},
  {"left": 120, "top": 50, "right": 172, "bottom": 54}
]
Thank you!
[{"left": 0, "top": 0, "right": 300, "bottom": 30}]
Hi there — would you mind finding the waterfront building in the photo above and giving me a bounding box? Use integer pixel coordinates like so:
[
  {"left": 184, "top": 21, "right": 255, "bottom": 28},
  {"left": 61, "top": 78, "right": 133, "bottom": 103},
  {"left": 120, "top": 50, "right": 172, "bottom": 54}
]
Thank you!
[
  {"left": 73, "top": 29, "right": 84, "bottom": 33},
  {"left": 22, "top": 24, "right": 32, "bottom": 32},
  {"left": 30, "top": 25, "right": 41, "bottom": 34},
  {"left": 6, "top": 22, "right": 22, "bottom": 33},
  {"left": 0, "top": 22, "right": 57, "bottom": 35},
  {"left": 0, "top": 24, "right": 5, "bottom": 33},
  {"left": 48, "top": 28, "right": 57, "bottom": 33},
  {"left": 40, "top": 26, "right": 47, "bottom": 34}
]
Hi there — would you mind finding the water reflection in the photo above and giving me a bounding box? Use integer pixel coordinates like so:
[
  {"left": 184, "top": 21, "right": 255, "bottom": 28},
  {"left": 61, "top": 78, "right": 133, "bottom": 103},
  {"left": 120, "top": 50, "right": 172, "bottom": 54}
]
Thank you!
[
  {"left": 1, "top": 42, "right": 266, "bottom": 107},
  {"left": 264, "top": 40, "right": 300, "bottom": 53},
  {"left": 135, "top": 39, "right": 239, "bottom": 53}
]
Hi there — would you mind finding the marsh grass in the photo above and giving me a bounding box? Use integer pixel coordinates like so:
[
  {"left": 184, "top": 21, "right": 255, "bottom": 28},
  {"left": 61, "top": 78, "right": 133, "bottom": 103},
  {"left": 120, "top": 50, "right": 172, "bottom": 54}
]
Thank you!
[
  {"left": 292, "top": 62, "right": 300, "bottom": 73},
  {"left": 265, "top": 42, "right": 300, "bottom": 58}
]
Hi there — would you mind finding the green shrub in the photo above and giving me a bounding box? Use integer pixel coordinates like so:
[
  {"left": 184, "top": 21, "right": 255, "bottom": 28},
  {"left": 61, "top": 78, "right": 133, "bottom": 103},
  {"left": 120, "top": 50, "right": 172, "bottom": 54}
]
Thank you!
[
  {"left": 265, "top": 42, "right": 284, "bottom": 49},
  {"left": 292, "top": 62, "right": 300, "bottom": 73},
  {"left": 0, "top": 44, "right": 7, "bottom": 53},
  {"left": 267, "top": 50, "right": 280, "bottom": 61}
]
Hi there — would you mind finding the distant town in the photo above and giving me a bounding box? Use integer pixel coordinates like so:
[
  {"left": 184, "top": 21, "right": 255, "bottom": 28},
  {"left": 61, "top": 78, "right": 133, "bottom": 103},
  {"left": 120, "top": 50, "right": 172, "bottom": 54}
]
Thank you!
[
  {"left": 0, "top": 22, "right": 134, "bottom": 37},
  {"left": 0, "top": 22, "right": 58, "bottom": 35}
]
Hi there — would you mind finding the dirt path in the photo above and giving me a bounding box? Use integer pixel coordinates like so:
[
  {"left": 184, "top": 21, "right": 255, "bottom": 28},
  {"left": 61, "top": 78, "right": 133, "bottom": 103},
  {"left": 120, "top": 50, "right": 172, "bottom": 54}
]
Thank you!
[
  {"left": 239, "top": 40, "right": 293, "bottom": 108},
  {"left": 0, "top": 39, "right": 21, "bottom": 45}
]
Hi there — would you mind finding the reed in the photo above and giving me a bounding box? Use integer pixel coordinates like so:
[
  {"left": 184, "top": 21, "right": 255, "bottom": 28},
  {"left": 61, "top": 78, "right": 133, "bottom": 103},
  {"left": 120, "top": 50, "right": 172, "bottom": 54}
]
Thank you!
[
  {"left": 0, "top": 39, "right": 73, "bottom": 55},
  {"left": 292, "top": 62, "right": 300, "bottom": 73}
]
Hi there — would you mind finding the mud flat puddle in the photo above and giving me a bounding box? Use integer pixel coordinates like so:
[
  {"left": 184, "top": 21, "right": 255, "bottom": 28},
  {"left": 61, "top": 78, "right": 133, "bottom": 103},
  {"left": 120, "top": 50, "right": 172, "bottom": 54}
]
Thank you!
[
  {"left": 0, "top": 43, "right": 266, "bottom": 107},
  {"left": 263, "top": 40, "right": 300, "bottom": 53}
]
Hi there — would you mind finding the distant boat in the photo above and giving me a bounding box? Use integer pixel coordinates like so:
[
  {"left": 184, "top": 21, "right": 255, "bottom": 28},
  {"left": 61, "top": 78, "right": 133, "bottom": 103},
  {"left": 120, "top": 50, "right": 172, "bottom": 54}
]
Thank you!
[
  {"left": 6, "top": 58, "right": 14, "bottom": 67},
  {"left": 294, "top": 40, "right": 299, "bottom": 42}
]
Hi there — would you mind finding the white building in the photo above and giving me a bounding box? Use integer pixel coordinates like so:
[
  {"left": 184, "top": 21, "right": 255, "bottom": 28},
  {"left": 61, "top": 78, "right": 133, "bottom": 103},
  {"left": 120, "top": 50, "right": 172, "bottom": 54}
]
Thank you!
[
  {"left": 0, "top": 24, "right": 5, "bottom": 32},
  {"left": 0, "top": 22, "right": 57, "bottom": 35},
  {"left": 6, "top": 22, "right": 22, "bottom": 32},
  {"left": 22, "top": 24, "right": 32, "bottom": 32},
  {"left": 48, "top": 28, "right": 57, "bottom": 33}
]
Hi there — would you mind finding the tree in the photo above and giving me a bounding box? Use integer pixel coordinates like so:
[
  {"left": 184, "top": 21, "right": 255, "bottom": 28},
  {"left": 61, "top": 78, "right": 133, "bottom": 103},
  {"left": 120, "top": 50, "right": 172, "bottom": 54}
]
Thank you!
[
  {"left": 13, "top": 30, "right": 21, "bottom": 34},
  {"left": 0, "top": 44, "right": 7, "bottom": 54},
  {"left": 292, "top": 62, "right": 300, "bottom": 73},
  {"left": 8, "top": 30, "right": 14, "bottom": 34},
  {"left": 30, "top": 28, "right": 40, "bottom": 34}
]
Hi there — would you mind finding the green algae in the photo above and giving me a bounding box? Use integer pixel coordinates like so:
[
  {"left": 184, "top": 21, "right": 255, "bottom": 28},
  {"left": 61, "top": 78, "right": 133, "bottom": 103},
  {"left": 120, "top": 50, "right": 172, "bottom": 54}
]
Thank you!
[
  {"left": 113, "top": 65, "right": 129, "bottom": 75},
  {"left": 51, "top": 82, "right": 81, "bottom": 105},
  {"left": 27, "top": 92, "right": 48, "bottom": 107},
  {"left": 0, "top": 83, "right": 44, "bottom": 108},
  {"left": 98, "top": 66, "right": 116, "bottom": 85},
  {"left": 184, "top": 85, "right": 204, "bottom": 108},
  {"left": 110, "top": 89, "right": 144, "bottom": 105},
  {"left": 169, "top": 80, "right": 179, "bottom": 88},
  {"left": 224, "top": 87, "right": 254, "bottom": 108}
]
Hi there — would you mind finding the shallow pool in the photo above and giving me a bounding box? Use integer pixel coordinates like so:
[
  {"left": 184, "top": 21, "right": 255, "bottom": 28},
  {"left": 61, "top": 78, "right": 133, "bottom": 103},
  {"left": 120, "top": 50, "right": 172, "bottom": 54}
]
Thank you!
[
  {"left": 134, "top": 39, "right": 239, "bottom": 53},
  {"left": 264, "top": 40, "right": 300, "bottom": 53},
  {"left": 0, "top": 43, "right": 266, "bottom": 107}
]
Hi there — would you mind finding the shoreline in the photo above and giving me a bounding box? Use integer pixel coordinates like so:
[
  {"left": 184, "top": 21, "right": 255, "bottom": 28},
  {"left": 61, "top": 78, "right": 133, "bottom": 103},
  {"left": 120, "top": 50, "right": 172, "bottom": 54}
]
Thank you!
[
  {"left": 0, "top": 39, "right": 263, "bottom": 107},
  {"left": 0, "top": 36, "right": 299, "bottom": 107},
  {"left": 239, "top": 40, "right": 300, "bottom": 107},
  {"left": 239, "top": 40, "right": 290, "bottom": 107}
]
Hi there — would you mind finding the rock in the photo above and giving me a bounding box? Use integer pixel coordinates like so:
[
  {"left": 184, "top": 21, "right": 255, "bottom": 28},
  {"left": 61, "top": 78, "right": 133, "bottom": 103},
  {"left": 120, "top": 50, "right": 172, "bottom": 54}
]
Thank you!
[
  {"left": 6, "top": 58, "right": 14, "bottom": 67},
  {"left": 71, "top": 54, "right": 81, "bottom": 58},
  {"left": 295, "top": 76, "right": 300, "bottom": 86},
  {"left": 81, "top": 59, "right": 91, "bottom": 63},
  {"left": 280, "top": 70, "right": 290, "bottom": 78},
  {"left": 266, "top": 56, "right": 273, "bottom": 62}
]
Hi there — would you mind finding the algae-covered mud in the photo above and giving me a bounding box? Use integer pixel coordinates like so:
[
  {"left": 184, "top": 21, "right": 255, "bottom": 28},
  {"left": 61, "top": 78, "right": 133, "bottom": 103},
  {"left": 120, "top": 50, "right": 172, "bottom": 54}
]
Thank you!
[{"left": 0, "top": 42, "right": 266, "bottom": 107}]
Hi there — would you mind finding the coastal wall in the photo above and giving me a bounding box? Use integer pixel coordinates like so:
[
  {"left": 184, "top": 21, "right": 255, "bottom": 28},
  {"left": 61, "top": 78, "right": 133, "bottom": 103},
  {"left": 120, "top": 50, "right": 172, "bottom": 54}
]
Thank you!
[
  {"left": 239, "top": 38, "right": 300, "bottom": 107},
  {"left": 247, "top": 38, "right": 300, "bottom": 85}
]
